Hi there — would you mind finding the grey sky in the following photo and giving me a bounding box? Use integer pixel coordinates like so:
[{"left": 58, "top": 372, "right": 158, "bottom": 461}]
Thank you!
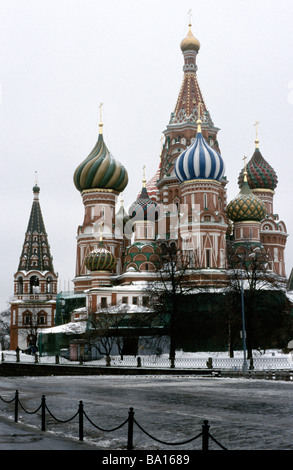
[{"left": 0, "top": 0, "right": 292, "bottom": 311}]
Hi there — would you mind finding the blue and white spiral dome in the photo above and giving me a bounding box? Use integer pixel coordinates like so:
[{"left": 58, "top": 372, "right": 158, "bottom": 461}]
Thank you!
[{"left": 175, "top": 130, "right": 225, "bottom": 182}]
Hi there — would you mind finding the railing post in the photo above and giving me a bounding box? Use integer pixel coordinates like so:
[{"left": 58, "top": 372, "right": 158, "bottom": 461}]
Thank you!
[
  {"left": 79, "top": 400, "right": 84, "bottom": 441},
  {"left": 202, "top": 420, "right": 210, "bottom": 451},
  {"left": 16, "top": 347, "right": 20, "bottom": 363},
  {"left": 127, "top": 407, "right": 134, "bottom": 451},
  {"left": 14, "top": 390, "right": 19, "bottom": 422},
  {"left": 41, "top": 395, "right": 46, "bottom": 431}
]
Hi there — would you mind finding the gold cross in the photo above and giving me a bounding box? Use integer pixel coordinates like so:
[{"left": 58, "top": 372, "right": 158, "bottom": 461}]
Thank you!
[
  {"left": 253, "top": 120, "right": 260, "bottom": 139},
  {"left": 242, "top": 155, "right": 247, "bottom": 170},
  {"left": 99, "top": 102, "right": 103, "bottom": 122},
  {"left": 188, "top": 9, "right": 192, "bottom": 25}
]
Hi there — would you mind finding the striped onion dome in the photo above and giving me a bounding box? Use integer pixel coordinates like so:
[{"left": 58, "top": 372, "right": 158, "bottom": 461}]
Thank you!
[
  {"left": 238, "top": 145, "right": 278, "bottom": 191},
  {"left": 175, "top": 120, "right": 225, "bottom": 183},
  {"left": 85, "top": 242, "right": 117, "bottom": 272},
  {"left": 73, "top": 124, "right": 128, "bottom": 193},
  {"left": 227, "top": 172, "right": 266, "bottom": 222}
]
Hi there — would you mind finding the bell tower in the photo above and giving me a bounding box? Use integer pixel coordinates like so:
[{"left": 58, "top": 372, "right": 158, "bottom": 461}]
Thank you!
[{"left": 10, "top": 179, "right": 58, "bottom": 350}]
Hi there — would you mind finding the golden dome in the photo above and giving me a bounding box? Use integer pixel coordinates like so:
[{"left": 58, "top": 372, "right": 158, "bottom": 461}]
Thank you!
[{"left": 180, "top": 24, "right": 200, "bottom": 52}]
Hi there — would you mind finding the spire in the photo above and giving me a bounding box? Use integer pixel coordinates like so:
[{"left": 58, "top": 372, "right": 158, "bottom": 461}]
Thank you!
[
  {"left": 18, "top": 182, "right": 54, "bottom": 272},
  {"left": 168, "top": 18, "right": 219, "bottom": 150}
]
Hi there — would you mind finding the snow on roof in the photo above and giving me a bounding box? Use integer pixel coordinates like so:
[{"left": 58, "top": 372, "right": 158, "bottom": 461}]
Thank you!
[{"left": 40, "top": 321, "right": 87, "bottom": 335}]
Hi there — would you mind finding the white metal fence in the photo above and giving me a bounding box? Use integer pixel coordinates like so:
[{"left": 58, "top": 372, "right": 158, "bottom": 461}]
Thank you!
[
  {"left": 1, "top": 351, "right": 293, "bottom": 371},
  {"left": 105, "top": 355, "right": 293, "bottom": 371}
]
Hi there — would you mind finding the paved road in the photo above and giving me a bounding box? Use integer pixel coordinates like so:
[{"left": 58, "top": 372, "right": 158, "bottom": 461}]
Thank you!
[
  {"left": 1, "top": 374, "right": 292, "bottom": 450},
  {"left": 0, "top": 415, "right": 97, "bottom": 450}
]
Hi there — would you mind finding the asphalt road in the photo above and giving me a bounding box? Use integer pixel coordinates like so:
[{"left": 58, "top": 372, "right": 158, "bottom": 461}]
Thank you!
[{"left": 0, "top": 375, "right": 292, "bottom": 451}]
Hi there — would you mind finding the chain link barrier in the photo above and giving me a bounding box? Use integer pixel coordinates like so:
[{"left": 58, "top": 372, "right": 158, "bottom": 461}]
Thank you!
[{"left": 0, "top": 390, "right": 227, "bottom": 450}]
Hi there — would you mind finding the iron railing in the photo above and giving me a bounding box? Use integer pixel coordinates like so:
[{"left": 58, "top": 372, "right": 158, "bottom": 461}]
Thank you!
[
  {"left": 1, "top": 350, "right": 292, "bottom": 371},
  {"left": 0, "top": 390, "right": 227, "bottom": 450}
]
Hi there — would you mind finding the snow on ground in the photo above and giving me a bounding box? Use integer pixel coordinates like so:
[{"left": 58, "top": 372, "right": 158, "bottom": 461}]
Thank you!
[{"left": 0, "top": 348, "right": 291, "bottom": 364}]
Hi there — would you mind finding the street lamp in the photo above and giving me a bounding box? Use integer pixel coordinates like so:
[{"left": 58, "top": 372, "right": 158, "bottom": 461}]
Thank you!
[
  {"left": 240, "top": 264, "right": 248, "bottom": 371},
  {"left": 239, "top": 246, "right": 263, "bottom": 372}
]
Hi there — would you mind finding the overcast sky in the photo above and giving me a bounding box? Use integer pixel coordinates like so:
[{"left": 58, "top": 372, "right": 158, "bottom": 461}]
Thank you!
[{"left": 0, "top": 0, "right": 292, "bottom": 311}]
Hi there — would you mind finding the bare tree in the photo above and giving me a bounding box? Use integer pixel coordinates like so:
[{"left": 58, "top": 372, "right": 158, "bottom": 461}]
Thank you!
[
  {"left": 145, "top": 241, "right": 203, "bottom": 363},
  {"left": 226, "top": 241, "right": 291, "bottom": 359},
  {"left": 85, "top": 307, "right": 133, "bottom": 359},
  {"left": 0, "top": 306, "right": 11, "bottom": 350}
]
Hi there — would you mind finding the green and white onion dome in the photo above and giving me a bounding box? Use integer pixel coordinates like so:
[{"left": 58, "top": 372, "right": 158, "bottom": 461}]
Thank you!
[
  {"left": 85, "top": 242, "right": 117, "bottom": 272},
  {"left": 74, "top": 124, "right": 128, "bottom": 193},
  {"left": 227, "top": 172, "right": 266, "bottom": 222}
]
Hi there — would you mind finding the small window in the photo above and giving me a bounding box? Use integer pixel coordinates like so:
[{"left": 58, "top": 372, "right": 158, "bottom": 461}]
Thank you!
[
  {"left": 39, "top": 316, "right": 45, "bottom": 325},
  {"left": 101, "top": 297, "right": 107, "bottom": 308},
  {"left": 122, "top": 297, "right": 128, "bottom": 304},
  {"left": 142, "top": 296, "right": 149, "bottom": 306},
  {"left": 206, "top": 249, "right": 211, "bottom": 268},
  {"left": 132, "top": 297, "right": 138, "bottom": 305}
]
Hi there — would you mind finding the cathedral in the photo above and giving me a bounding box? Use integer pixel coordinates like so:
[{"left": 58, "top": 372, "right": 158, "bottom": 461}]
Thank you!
[{"left": 10, "top": 22, "right": 288, "bottom": 351}]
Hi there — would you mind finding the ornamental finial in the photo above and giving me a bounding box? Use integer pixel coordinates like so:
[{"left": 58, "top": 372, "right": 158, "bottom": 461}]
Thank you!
[
  {"left": 188, "top": 9, "right": 192, "bottom": 26},
  {"left": 254, "top": 120, "right": 260, "bottom": 148},
  {"left": 197, "top": 102, "right": 202, "bottom": 132},
  {"left": 243, "top": 155, "right": 248, "bottom": 182},
  {"left": 99, "top": 102, "right": 103, "bottom": 134},
  {"left": 142, "top": 165, "right": 146, "bottom": 188}
]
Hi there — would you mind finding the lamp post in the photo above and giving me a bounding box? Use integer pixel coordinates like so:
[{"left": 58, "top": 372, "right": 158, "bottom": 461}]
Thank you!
[
  {"left": 239, "top": 246, "right": 262, "bottom": 372},
  {"left": 240, "top": 263, "right": 248, "bottom": 371}
]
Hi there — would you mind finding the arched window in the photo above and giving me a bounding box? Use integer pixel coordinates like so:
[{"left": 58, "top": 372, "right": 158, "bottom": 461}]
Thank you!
[
  {"left": 30, "top": 276, "right": 39, "bottom": 294},
  {"left": 17, "top": 276, "right": 23, "bottom": 294},
  {"left": 204, "top": 193, "right": 207, "bottom": 209},
  {"left": 46, "top": 276, "right": 53, "bottom": 293}
]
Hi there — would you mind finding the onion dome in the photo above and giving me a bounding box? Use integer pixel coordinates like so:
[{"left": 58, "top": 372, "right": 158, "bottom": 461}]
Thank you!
[
  {"left": 175, "top": 113, "right": 225, "bottom": 182},
  {"left": 238, "top": 140, "right": 278, "bottom": 191},
  {"left": 227, "top": 167, "right": 266, "bottom": 222},
  {"left": 73, "top": 116, "right": 128, "bottom": 193},
  {"left": 129, "top": 169, "right": 159, "bottom": 222},
  {"left": 85, "top": 241, "right": 117, "bottom": 272},
  {"left": 180, "top": 23, "right": 200, "bottom": 52},
  {"left": 33, "top": 183, "right": 40, "bottom": 194}
]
